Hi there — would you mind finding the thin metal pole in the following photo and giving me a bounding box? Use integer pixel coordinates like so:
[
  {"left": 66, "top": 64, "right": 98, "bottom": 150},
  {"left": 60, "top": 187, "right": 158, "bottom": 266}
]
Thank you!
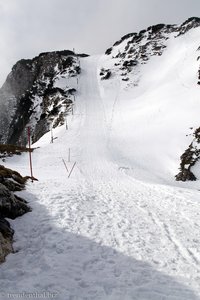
[
  {"left": 28, "top": 126, "right": 33, "bottom": 182},
  {"left": 68, "top": 162, "right": 76, "bottom": 178},
  {"left": 68, "top": 148, "right": 71, "bottom": 162},
  {"left": 51, "top": 125, "right": 54, "bottom": 143},
  {"left": 66, "top": 117, "right": 68, "bottom": 130},
  {"left": 62, "top": 159, "right": 69, "bottom": 173}
]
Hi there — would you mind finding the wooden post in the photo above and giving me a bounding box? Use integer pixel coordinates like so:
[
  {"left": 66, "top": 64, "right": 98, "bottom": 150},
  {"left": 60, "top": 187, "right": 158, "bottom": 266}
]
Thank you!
[{"left": 27, "top": 127, "right": 33, "bottom": 182}]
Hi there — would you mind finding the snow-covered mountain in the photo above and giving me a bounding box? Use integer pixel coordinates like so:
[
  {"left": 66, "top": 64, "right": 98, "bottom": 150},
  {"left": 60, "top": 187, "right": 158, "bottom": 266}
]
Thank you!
[
  {"left": 100, "top": 17, "right": 200, "bottom": 85},
  {"left": 0, "top": 17, "right": 200, "bottom": 182},
  {"left": 99, "top": 17, "right": 200, "bottom": 182},
  {"left": 0, "top": 50, "right": 87, "bottom": 145},
  {"left": 1, "top": 17, "right": 200, "bottom": 300}
]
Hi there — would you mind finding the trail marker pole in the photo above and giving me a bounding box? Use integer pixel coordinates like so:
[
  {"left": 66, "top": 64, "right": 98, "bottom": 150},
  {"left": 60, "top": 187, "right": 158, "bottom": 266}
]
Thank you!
[
  {"left": 66, "top": 117, "right": 68, "bottom": 130},
  {"left": 62, "top": 159, "right": 69, "bottom": 173},
  {"left": 27, "top": 126, "right": 33, "bottom": 182},
  {"left": 68, "top": 162, "right": 76, "bottom": 178},
  {"left": 68, "top": 148, "right": 71, "bottom": 162},
  {"left": 50, "top": 124, "right": 54, "bottom": 143}
]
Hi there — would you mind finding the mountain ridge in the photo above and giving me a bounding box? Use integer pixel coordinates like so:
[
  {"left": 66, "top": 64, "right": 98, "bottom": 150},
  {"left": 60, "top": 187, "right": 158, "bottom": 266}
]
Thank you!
[
  {"left": 0, "top": 17, "right": 200, "bottom": 181},
  {"left": 1, "top": 19, "right": 200, "bottom": 297}
]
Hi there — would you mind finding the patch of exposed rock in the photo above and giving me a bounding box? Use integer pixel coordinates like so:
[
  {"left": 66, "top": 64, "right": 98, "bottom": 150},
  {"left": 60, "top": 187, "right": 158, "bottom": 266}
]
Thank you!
[
  {"left": 176, "top": 128, "right": 200, "bottom": 181},
  {"left": 0, "top": 165, "right": 31, "bottom": 263}
]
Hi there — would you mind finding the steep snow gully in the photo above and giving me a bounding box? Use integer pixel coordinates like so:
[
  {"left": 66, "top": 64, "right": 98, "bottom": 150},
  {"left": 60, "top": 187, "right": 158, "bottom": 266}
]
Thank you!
[{"left": 1, "top": 56, "right": 200, "bottom": 300}]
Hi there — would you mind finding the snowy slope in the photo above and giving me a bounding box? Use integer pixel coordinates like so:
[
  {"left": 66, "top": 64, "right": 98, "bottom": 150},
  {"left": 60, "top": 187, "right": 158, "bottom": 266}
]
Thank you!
[
  {"left": 1, "top": 52, "right": 200, "bottom": 300},
  {"left": 99, "top": 26, "right": 200, "bottom": 184}
]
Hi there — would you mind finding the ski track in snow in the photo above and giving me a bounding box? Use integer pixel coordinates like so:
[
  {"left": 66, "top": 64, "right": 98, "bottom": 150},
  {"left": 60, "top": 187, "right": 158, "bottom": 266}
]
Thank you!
[{"left": 1, "top": 56, "right": 200, "bottom": 299}]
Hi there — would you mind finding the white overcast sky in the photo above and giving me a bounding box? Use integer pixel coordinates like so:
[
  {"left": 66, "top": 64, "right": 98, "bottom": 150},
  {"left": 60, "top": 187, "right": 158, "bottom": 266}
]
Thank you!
[{"left": 0, "top": 0, "right": 200, "bottom": 85}]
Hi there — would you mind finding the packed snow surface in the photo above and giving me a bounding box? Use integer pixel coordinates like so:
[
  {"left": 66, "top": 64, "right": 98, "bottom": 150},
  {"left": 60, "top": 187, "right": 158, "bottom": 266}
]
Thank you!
[{"left": 1, "top": 29, "right": 200, "bottom": 299}]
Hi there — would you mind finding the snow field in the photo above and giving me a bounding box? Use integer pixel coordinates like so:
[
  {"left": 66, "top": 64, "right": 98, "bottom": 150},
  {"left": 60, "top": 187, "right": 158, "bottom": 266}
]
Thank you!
[{"left": 1, "top": 31, "right": 200, "bottom": 299}]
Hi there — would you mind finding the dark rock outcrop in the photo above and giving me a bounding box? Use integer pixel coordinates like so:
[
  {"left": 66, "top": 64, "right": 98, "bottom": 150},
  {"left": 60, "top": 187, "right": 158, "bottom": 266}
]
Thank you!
[
  {"left": 0, "top": 50, "right": 83, "bottom": 145},
  {"left": 0, "top": 183, "right": 30, "bottom": 219},
  {"left": 0, "top": 231, "right": 13, "bottom": 264},
  {"left": 99, "top": 68, "right": 112, "bottom": 80},
  {"left": 0, "top": 164, "right": 27, "bottom": 189},
  {"left": 176, "top": 128, "right": 200, "bottom": 181},
  {"left": 177, "top": 17, "right": 200, "bottom": 36},
  {"left": 0, "top": 165, "right": 31, "bottom": 263}
]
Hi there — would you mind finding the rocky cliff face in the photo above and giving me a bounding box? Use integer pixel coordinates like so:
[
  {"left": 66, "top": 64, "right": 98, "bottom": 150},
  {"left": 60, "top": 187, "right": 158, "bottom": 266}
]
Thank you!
[
  {"left": 0, "top": 165, "right": 31, "bottom": 263},
  {"left": 176, "top": 127, "right": 200, "bottom": 181},
  {"left": 0, "top": 50, "right": 85, "bottom": 145},
  {"left": 100, "top": 17, "right": 200, "bottom": 86}
]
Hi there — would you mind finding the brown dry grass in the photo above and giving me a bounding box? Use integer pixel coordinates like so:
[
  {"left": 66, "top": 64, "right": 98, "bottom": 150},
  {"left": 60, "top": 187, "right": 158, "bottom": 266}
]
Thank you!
[{"left": 0, "top": 144, "right": 33, "bottom": 154}]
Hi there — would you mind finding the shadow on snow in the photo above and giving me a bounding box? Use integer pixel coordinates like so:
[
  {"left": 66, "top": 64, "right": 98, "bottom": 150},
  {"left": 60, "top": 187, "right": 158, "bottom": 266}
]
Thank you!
[{"left": 0, "top": 191, "right": 199, "bottom": 300}]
